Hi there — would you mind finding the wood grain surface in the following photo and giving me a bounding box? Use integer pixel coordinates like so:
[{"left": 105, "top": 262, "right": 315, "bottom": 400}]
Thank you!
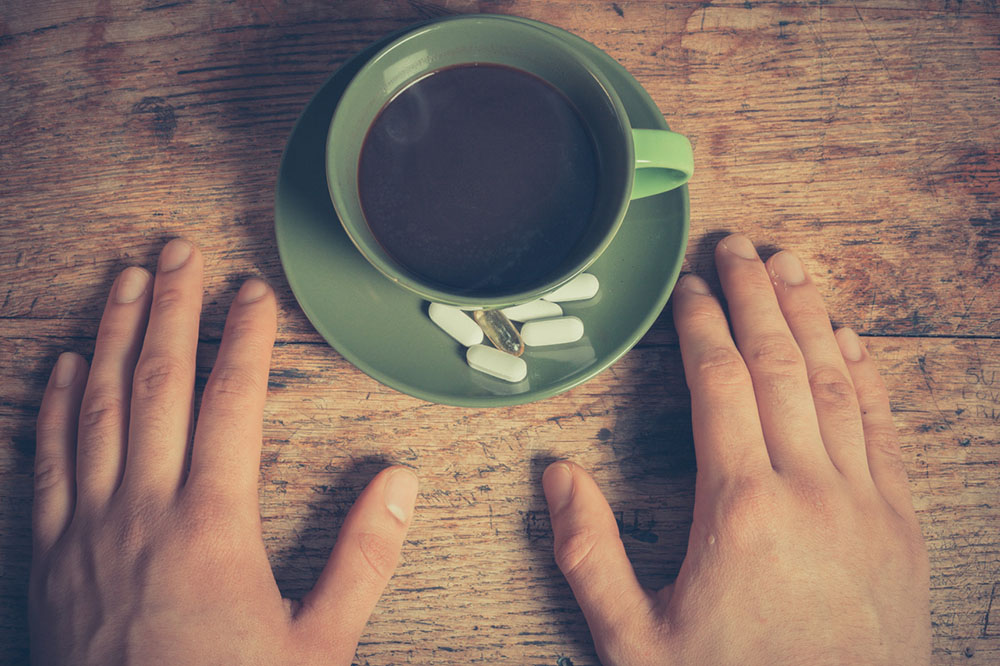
[{"left": 2, "top": 1, "right": 998, "bottom": 664}]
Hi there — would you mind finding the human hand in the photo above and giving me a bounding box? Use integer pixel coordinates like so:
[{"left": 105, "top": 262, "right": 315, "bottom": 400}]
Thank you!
[
  {"left": 30, "top": 239, "right": 419, "bottom": 665},
  {"left": 542, "top": 234, "right": 930, "bottom": 665}
]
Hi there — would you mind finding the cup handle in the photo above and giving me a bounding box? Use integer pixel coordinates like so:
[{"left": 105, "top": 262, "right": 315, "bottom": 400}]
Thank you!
[{"left": 630, "top": 129, "right": 694, "bottom": 200}]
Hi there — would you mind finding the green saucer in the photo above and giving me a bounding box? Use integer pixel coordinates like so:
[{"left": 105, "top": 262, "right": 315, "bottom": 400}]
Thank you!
[{"left": 275, "top": 16, "right": 689, "bottom": 407}]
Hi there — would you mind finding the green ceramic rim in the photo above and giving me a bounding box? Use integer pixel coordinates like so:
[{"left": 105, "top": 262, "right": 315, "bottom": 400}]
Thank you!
[
  {"left": 275, "top": 15, "right": 690, "bottom": 407},
  {"left": 325, "top": 15, "right": 634, "bottom": 309}
]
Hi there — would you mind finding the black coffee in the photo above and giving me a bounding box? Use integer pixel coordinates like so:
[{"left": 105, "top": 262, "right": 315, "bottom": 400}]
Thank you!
[{"left": 357, "top": 64, "right": 598, "bottom": 296}]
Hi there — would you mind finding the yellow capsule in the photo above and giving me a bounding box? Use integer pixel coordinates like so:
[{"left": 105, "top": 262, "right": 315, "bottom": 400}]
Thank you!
[{"left": 474, "top": 309, "right": 525, "bottom": 357}]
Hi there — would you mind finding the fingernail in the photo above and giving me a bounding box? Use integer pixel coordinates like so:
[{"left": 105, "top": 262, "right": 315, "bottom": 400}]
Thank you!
[
  {"left": 543, "top": 462, "right": 575, "bottom": 515},
  {"left": 722, "top": 234, "right": 758, "bottom": 260},
  {"left": 237, "top": 278, "right": 269, "bottom": 304},
  {"left": 53, "top": 352, "right": 78, "bottom": 387},
  {"left": 384, "top": 468, "right": 419, "bottom": 524},
  {"left": 159, "top": 239, "right": 193, "bottom": 272},
  {"left": 770, "top": 251, "right": 806, "bottom": 286},
  {"left": 679, "top": 274, "right": 711, "bottom": 295},
  {"left": 837, "top": 327, "right": 863, "bottom": 362},
  {"left": 115, "top": 267, "right": 151, "bottom": 303}
]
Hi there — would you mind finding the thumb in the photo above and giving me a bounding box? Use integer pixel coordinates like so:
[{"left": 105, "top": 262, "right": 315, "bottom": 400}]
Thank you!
[
  {"left": 293, "top": 466, "right": 418, "bottom": 656},
  {"left": 543, "top": 461, "right": 656, "bottom": 652}
]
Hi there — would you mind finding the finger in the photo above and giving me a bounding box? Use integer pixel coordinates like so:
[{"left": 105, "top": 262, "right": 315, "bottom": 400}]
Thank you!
[
  {"left": 766, "top": 251, "right": 867, "bottom": 479},
  {"left": 836, "top": 328, "right": 915, "bottom": 517},
  {"left": 76, "top": 267, "right": 153, "bottom": 510},
  {"left": 294, "top": 466, "right": 418, "bottom": 656},
  {"left": 187, "top": 279, "right": 276, "bottom": 504},
  {"left": 124, "top": 239, "right": 203, "bottom": 497},
  {"left": 672, "top": 275, "right": 771, "bottom": 483},
  {"left": 543, "top": 461, "right": 656, "bottom": 660},
  {"left": 34, "top": 353, "right": 87, "bottom": 554},
  {"left": 715, "top": 234, "right": 828, "bottom": 473}
]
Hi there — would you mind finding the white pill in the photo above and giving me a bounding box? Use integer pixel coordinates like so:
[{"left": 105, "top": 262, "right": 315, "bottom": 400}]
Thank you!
[
  {"left": 466, "top": 344, "right": 528, "bottom": 383},
  {"left": 500, "top": 299, "right": 563, "bottom": 322},
  {"left": 521, "top": 316, "right": 585, "bottom": 346},
  {"left": 428, "top": 303, "right": 483, "bottom": 347},
  {"left": 542, "top": 273, "right": 599, "bottom": 302}
]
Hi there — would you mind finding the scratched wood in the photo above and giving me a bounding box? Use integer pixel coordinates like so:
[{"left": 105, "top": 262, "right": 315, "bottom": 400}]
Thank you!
[{"left": 1, "top": 1, "right": 997, "bottom": 664}]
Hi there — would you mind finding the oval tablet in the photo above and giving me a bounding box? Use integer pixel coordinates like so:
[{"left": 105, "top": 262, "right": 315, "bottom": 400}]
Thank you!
[
  {"left": 500, "top": 300, "right": 563, "bottom": 322},
  {"left": 542, "top": 273, "right": 599, "bottom": 302},
  {"left": 428, "top": 302, "right": 483, "bottom": 347},
  {"left": 466, "top": 344, "right": 528, "bottom": 383},
  {"left": 521, "top": 316, "right": 584, "bottom": 347}
]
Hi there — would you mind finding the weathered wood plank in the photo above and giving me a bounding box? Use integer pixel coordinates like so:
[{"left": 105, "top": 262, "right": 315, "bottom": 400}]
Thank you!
[
  {"left": 1, "top": 0, "right": 998, "bottom": 664},
  {"left": 2, "top": 1, "right": 997, "bottom": 339},
  {"left": 1, "top": 335, "right": 996, "bottom": 663}
]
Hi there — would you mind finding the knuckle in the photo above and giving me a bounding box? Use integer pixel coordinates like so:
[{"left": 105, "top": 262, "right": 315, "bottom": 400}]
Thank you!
[
  {"left": 866, "top": 424, "right": 904, "bottom": 466},
  {"left": 112, "top": 495, "right": 163, "bottom": 555},
  {"left": 728, "top": 267, "right": 773, "bottom": 295},
  {"left": 693, "top": 346, "right": 750, "bottom": 387},
  {"left": 716, "top": 475, "right": 780, "bottom": 537},
  {"left": 33, "top": 455, "right": 67, "bottom": 494},
  {"left": 808, "top": 366, "right": 856, "bottom": 412},
  {"left": 204, "top": 364, "right": 262, "bottom": 399},
  {"left": 179, "top": 494, "right": 246, "bottom": 552},
  {"left": 858, "top": 377, "right": 891, "bottom": 409},
  {"left": 79, "top": 391, "right": 125, "bottom": 434},
  {"left": 35, "top": 411, "right": 67, "bottom": 442},
  {"left": 356, "top": 531, "right": 398, "bottom": 582},
  {"left": 96, "top": 321, "right": 138, "bottom": 349},
  {"left": 151, "top": 284, "right": 188, "bottom": 314},
  {"left": 682, "top": 301, "right": 725, "bottom": 325},
  {"left": 224, "top": 316, "right": 268, "bottom": 345},
  {"left": 789, "top": 299, "right": 829, "bottom": 322},
  {"left": 786, "top": 476, "right": 842, "bottom": 524},
  {"left": 746, "top": 334, "right": 803, "bottom": 371},
  {"left": 133, "top": 354, "right": 190, "bottom": 399},
  {"left": 182, "top": 496, "right": 225, "bottom": 530},
  {"left": 553, "top": 527, "right": 606, "bottom": 579}
]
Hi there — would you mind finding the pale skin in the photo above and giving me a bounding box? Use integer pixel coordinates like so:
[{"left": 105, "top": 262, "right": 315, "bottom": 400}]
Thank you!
[
  {"left": 541, "top": 234, "right": 931, "bottom": 665},
  {"left": 30, "top": 239, "right": 419, "bottom": 665},
  {"left": 31, "top": 234, "right": 930, "bottom": 665}
]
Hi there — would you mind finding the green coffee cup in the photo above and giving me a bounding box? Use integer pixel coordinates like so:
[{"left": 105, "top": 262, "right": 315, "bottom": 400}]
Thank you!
[{"left": 327, "top": 15, "right": 693, "bottom": 309}]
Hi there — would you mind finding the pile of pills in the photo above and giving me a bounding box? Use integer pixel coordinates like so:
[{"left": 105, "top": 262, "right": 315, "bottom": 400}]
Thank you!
[{"left": 427, "top": 272, "right": 600, "bottom": 383}]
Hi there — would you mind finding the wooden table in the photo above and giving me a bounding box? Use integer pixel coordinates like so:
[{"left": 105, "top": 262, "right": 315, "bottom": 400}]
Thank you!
[{"left": 2, "top": 1, "right": 997, "bottom": 663}]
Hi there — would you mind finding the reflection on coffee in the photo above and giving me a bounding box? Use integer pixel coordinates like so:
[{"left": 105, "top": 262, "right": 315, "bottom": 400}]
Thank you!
[{"left": 358, "top": 64, "right": 599, "bottom": 296}]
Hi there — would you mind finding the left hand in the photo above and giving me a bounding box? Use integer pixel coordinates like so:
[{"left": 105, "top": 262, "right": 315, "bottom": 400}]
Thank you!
[{"left": 30, "top": 238, "right": 419, "bottom": 665}]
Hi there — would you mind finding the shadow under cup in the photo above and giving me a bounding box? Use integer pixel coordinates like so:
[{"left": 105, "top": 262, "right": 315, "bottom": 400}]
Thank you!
[{"left": 326, "top": 16, "right": 633, "bottom": 309}]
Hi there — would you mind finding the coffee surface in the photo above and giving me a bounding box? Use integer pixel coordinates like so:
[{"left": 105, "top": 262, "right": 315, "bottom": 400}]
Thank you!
[{"left": 358, "top": 64, "right": 598, "bottom": 295}]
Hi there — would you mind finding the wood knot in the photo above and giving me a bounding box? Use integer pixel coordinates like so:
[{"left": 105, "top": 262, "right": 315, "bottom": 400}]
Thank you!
[{"left": 130, "top": 96, "right": 176, "bottom": 143}]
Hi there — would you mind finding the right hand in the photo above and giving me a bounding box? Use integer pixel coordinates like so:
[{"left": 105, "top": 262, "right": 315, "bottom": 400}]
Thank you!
[{"left": 542, "top": 234, "right": 930, "bottom": 665}]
